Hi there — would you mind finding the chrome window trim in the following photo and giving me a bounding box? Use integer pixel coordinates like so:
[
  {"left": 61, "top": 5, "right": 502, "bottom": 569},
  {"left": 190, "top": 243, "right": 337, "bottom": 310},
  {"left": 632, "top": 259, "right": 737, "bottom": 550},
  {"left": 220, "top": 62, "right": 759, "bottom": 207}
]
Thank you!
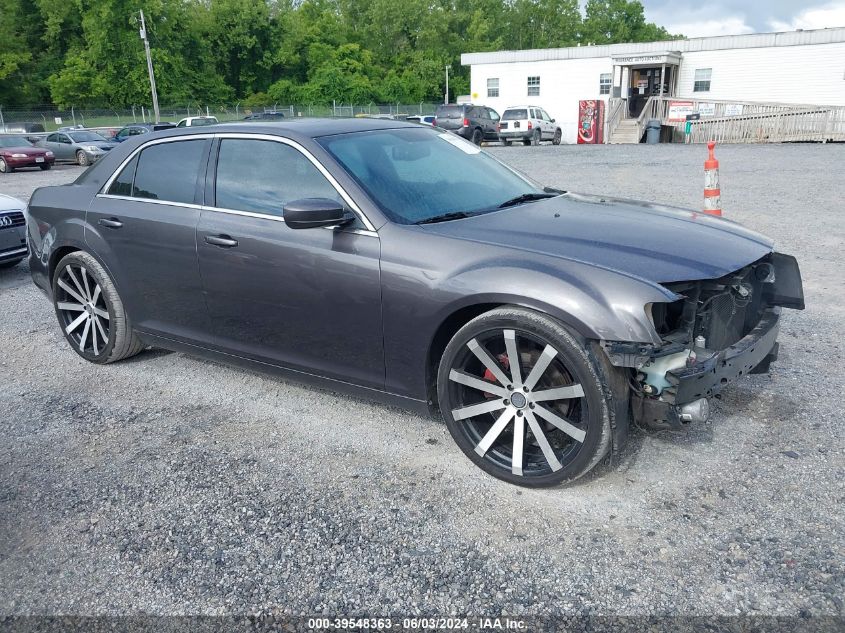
[
  {"left": 99, "top": 132, "right": 377, "bottom": 233},
  {"left": 96, "top": 193, "right": 203, "bottom": 211},
  {"left": 200, "top": 204, "right": 378, "bottom": 238}
]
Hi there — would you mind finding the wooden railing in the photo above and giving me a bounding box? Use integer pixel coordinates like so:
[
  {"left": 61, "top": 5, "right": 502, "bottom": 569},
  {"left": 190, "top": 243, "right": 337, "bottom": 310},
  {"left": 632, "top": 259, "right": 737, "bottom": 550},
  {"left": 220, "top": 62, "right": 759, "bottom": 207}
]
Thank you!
[
  {"left": 606, "top": 97, "right": 625, "bottom": 142},
  {"left": 645, "top": 96, "right": 845, "bottom": 143}
]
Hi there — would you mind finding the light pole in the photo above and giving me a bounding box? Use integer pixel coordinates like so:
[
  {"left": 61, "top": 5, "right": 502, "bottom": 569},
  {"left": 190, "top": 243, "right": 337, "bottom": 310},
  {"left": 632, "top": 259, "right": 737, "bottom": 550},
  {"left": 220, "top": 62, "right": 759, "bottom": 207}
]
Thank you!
[
  {"left": 445, "top": 64, "right": 451, "bottom": 105},
  {"left": 139, "top": 10, "right": 160, "bottom": 123}
]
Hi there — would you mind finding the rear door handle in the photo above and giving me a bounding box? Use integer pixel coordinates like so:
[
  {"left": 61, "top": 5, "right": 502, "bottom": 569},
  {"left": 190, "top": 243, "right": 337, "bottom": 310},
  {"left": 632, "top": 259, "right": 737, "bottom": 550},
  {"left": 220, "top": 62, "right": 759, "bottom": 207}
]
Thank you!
[
  {"left": 98, "top": 217, "right": 123, "bottom": 229},
  {"left": 204, "top": 235, "right": 238, "bottom": 248}
]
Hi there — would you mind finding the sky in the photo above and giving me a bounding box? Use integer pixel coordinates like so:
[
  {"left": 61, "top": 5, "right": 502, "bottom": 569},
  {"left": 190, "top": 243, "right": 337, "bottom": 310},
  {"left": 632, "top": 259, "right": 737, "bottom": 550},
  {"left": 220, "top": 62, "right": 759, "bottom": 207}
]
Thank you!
[{"left": 640, "top": 0, "right": 845, "bottom": 37}]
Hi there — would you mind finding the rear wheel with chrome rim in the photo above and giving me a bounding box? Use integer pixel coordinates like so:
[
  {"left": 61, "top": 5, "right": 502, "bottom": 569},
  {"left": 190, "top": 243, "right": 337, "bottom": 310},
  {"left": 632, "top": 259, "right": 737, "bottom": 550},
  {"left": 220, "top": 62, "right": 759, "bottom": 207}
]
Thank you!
[
  {"left": 52, "top": 251, "right": 145, "bottom": 363},
  {"left": 438, "top": 307, "right": 612, "bottom": 487}
]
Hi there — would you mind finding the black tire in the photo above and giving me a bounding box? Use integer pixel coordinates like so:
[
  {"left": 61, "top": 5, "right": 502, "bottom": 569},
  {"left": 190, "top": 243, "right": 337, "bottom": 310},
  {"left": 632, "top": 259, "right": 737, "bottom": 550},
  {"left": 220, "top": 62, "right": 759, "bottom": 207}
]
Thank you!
[
  {"left": 501, "top": 139, "right": 511, "bottom": 146},
  {"left": 52, "top": 251, "right": 145, "bottom": 364},
  {"left": 40, "top": 163, "right": 52, "bottom": 170},
  {"left": 0, "top": 158, "right": 13, "bottom": 173},
  {"left": 552, "top": 128, "right": 562, "bottom": 145},
  {"left": 76, "top": 150, "right": 90, "bottom": 166},
  {"left": 530, "top": 129, "right": 541, "bottom": 146},
  {"left": 437, "top": 307, "right": 614, "bottom": 487},
  {"left": 521, "top": 137, "right": 531, "bottom": 146},
  {"left": 470, "top": 128, "right": 483, "bottom": 145},
  {"left": 0, "top": 257, "right": 24, "bottom": 268}
]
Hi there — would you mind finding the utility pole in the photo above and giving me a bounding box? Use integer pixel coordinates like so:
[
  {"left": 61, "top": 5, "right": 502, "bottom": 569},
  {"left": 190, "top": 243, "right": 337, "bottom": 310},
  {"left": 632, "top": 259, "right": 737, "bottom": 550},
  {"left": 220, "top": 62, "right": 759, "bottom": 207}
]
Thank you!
[
  {"left": 445, "top": 64, "right": 451, "bottom": 105},
  {"left": 139, "top": 10, "right": 160, "bottom": 122}
]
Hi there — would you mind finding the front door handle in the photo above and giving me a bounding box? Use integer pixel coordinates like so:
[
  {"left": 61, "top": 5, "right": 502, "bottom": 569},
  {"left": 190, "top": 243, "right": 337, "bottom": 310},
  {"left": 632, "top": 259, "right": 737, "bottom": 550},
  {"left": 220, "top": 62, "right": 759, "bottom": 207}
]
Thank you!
[
  {"left": 98, "top": 217, "right": 123, "bottom": 229},
  {"left": 204, "top": 234, "right": 239, "bottom": 248}
]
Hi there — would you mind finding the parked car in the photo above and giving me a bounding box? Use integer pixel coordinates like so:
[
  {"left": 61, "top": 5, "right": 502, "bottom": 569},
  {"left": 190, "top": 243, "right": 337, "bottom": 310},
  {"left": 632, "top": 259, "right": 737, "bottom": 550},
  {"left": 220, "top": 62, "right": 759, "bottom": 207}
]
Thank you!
[
  {"left": 112, "top": 122, "right": 176, "bottom": 143},
  {"left": 498, "top": 105, "right": 562, "bottom": 146},
  {"left": 26, "top": 120, "right": 804, "bottom": 487},
  {"left": 0, "top": 193, "right": 27, "bottom": 268},
  {"left": 406, "top": 115, "right": 436, "bottom": 126},
  {"left": 0, "top": 122, "right": 45, "bottom": 134},
  {"left": 243, "top": 112, "right": 286, "bottom": 121},
  {"left": 37, "top": 130, "right": 117, "bottom": 166},
  {"left": 176, "top": 116, "right": 219, "bottom": 127},
  {"left": 0, "top": 135, "right": 54, "bottom": 173},
  {"left": 434, "top": 104, "right": 500, "bottom": 144}
]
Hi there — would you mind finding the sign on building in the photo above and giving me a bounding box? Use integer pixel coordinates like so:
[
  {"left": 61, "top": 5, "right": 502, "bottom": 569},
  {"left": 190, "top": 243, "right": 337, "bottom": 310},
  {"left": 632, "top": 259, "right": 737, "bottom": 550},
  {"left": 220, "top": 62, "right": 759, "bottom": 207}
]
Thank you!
[{"left": 668, "top": 101, "right": 695, "bottom": 122}]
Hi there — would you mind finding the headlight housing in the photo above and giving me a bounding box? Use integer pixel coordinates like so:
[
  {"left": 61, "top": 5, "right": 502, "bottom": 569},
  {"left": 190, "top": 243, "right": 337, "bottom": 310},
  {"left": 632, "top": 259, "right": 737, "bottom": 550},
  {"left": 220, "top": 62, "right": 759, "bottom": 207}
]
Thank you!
[
  {"left": 45, "top": 151, "right": 54, "bottom": 157},
  {"left": 11, "top": 153, "right": 27, "bottom": 158},
  {"left": 85, "top": 145, "right": 101, "bottom": 152}
]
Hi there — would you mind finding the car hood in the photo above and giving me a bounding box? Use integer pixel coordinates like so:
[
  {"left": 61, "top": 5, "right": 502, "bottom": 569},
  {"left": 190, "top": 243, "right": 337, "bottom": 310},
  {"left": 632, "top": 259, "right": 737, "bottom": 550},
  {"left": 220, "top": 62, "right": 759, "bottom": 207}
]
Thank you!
[
  {"left": 420, "top": 193, "right": 774, "bottom": 284},
  {"left": 83, "top": 141, "right": 117, "bottom": 149},
  {"left": 0, "top": 193, "right": 26, "bottom": 212}
]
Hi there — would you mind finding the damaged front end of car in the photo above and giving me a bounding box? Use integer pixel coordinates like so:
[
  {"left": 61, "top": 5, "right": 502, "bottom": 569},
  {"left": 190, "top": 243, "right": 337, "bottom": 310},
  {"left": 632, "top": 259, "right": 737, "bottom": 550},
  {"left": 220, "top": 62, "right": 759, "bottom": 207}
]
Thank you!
[{"left": 603, "top": 252, "right": 805, "bottom": 431}]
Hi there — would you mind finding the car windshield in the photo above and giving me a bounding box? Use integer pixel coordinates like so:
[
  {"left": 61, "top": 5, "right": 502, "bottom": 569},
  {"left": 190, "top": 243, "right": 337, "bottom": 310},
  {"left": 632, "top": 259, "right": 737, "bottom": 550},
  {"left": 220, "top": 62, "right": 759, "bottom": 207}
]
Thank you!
[
  {"left": 0, "top": 136, "right": 32, "bottom": 147},
  {"left": 318, "top": 127, "right": 545, "bottom": 225},
  {"left": 503, "top": 109, "right": 528, "bottom": 120},
  {"left": 69, "top": 132, "right": 108, "bottom": 142}
]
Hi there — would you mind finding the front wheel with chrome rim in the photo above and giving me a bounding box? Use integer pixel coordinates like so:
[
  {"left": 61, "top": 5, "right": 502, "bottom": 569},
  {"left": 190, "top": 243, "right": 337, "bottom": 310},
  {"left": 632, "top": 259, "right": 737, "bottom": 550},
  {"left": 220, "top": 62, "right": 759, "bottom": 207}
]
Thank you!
[
  {"left": 438, "top": 307, "right": 613, "bottom": 487},
  {"left": 52, "top": 251, "right": 145, "bottom": 364}
]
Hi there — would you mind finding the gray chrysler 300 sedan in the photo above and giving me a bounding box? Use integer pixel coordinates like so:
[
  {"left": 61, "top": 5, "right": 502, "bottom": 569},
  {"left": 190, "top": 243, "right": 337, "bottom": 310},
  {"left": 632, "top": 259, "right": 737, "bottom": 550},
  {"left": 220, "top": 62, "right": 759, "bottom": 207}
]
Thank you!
[{"left": 25, "top": 119, "right": 804, "bottom": 487}]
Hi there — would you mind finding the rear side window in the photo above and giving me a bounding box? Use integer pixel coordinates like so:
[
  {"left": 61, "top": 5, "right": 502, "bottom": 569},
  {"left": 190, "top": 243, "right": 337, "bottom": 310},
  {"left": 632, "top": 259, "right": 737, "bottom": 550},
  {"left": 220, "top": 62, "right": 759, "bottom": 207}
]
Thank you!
[
  {"left": 107, "top": 155, "right": 139, "bottom": 196},
  {"left": 132, "top": 140, "right": 206, "bottom": 203},
  {"left": 214, "top": 139, "right": 341, "bottom": 217},
  {"left": 503, "top": 109, "right": 527, "bottom": 120}
]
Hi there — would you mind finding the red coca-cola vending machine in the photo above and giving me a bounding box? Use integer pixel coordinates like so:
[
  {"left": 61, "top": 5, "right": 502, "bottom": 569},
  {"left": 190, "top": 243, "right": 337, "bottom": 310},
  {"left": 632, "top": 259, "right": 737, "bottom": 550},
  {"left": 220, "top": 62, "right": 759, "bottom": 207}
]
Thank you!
[{"left": 577, "top": 100, "right": 605, "bottom": 144}]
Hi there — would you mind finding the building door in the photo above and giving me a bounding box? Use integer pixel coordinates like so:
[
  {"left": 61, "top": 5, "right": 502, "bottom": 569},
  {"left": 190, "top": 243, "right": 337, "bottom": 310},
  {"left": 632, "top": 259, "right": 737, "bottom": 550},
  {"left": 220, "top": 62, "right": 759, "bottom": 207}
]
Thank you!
[{"left": 628, "top": 67, "right": 674, "bottom": 117}]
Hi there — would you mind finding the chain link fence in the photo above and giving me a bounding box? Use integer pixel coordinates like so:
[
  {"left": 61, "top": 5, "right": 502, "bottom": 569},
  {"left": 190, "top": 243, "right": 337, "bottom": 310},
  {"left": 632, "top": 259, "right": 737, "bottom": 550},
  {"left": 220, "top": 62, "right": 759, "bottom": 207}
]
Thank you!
[{"left": 0, "top": 103, "right": 442, "bottom": 132}]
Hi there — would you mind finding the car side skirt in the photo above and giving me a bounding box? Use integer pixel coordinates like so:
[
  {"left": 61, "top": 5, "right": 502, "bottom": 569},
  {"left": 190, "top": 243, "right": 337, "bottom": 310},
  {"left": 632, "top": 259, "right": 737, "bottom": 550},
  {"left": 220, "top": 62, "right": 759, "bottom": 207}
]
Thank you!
[{"left": 137, "top": 332, "right": 433, "bottom": 416}]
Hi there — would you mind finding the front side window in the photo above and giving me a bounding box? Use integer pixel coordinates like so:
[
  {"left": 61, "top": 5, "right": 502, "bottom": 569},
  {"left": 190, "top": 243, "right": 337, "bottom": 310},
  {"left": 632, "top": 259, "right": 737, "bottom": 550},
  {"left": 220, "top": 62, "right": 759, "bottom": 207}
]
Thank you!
[
  {"left": 318, "top": 127, "right": 543, "bottom": 225},
  {"left": 599, "top": 73, "right": 612, "bottom": 95},
  {"left": 214, "top": 139, "right": 341, "bottom": 217},
  {"left": 527, "top": 76, "right": 540, "bottom": 96},
  {"left": 694, "top": 68, "right": 712, "bottom": 92},
  {"left": 487, "top": 78, "right": 499, "bottom": 98},
  {"left": 132, "top": 140, "right": 206, "bottom": 203}
]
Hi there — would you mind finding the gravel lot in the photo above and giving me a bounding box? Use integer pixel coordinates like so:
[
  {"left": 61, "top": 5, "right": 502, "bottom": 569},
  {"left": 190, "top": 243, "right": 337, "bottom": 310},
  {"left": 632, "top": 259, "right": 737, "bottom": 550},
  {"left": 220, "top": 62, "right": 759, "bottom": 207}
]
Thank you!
[{"left": 0, "top": 144, "right": 843, "bottom": 622}]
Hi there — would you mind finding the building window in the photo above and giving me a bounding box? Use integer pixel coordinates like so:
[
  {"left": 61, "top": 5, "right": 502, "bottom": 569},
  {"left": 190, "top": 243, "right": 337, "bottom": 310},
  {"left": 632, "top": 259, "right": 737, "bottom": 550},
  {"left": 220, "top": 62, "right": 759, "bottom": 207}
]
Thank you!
[
  {"left": 527, "top": 76, "right": 540, "bottom": 96},
  {"left": 487, "top": 78, "right": 499, "bottom": 98},
  {"left": 693, "top": 68, "right": 712, "bottom": 92},
  {"left": 599, "top": 73, "right": 611, "bottom": 95}
]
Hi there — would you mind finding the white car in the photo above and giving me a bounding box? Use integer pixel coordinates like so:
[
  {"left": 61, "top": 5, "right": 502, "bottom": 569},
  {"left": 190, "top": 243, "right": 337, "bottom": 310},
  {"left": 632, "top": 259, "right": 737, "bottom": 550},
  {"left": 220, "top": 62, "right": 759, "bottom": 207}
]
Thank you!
[
  {"left": 176, "top": 116, "right": 219, "bottom": 128},
  {"left": 406, "top": 115, "right": 436, "bottom": 126},
  {"left": 497, "top": 105, "right": 562, "bottom": 146},
  {"left": 0, "top": 193, "right": 27, "bottom": 268}
]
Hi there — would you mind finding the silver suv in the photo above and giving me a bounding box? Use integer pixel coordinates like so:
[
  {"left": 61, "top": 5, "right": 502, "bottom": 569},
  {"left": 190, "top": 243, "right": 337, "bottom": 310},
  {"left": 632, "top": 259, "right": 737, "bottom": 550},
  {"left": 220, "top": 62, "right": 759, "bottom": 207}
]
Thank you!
[{"left": 498, "top": 106, "right": 562, "bottom": 146}]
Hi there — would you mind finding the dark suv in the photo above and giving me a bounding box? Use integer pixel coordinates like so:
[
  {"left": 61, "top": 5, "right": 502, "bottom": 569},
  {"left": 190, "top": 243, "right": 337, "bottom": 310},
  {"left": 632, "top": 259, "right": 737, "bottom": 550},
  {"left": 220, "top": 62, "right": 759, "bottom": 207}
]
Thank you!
[
  {"left": 434, "top": 104, "right": 500, "bottom": 145},
  {"left": 113, "top": 122, "right": 176, "bottom": 143}
]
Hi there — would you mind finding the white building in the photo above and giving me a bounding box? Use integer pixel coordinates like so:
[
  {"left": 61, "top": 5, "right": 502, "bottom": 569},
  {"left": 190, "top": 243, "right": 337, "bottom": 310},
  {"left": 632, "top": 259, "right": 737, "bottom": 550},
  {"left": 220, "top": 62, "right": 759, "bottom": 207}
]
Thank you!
[{"left": 461, "top": 27, "right": 845, "bottom": 144}]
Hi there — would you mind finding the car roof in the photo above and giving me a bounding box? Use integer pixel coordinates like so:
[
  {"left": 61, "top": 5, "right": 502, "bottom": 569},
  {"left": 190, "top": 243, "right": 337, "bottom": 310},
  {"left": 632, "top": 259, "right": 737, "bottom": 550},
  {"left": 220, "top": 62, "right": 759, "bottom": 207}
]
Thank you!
[
  {"left": 504, "top": 105, "right": 540, "bottom": 110},
  {"left": 148, "top": 118, "right": 421, "bottom": 141}
]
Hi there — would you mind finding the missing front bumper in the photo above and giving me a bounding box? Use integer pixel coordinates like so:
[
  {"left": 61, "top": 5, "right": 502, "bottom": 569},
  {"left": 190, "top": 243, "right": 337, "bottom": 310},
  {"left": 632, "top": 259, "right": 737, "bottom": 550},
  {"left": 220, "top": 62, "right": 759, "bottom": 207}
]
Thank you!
[{"left": 632, "top": 307, "right": 781, "bottom": 431}]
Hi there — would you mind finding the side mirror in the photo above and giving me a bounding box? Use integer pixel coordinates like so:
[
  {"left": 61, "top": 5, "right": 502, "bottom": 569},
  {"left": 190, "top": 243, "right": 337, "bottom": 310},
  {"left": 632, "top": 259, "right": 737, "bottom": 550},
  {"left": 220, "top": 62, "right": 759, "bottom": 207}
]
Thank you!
[
  {"left": 550, "top": 118, "right": 556, "bottom": 123},
  {"left": 283, "top": 198, "right": 351, "bottom": 230}
]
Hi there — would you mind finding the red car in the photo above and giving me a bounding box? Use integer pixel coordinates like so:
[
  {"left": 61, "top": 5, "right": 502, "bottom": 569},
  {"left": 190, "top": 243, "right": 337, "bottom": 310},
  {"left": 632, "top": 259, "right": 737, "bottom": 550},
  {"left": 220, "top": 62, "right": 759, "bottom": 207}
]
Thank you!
[{"left": 0, "top": 135, "right": 55, "bottom": 173}]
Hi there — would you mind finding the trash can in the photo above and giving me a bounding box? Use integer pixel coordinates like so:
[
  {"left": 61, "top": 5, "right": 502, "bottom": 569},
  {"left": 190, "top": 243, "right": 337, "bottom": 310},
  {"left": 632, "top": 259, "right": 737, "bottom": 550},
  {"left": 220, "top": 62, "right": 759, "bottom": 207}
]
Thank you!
[{"left": 645, "top": 119, "right": 661, "bottom": 144}]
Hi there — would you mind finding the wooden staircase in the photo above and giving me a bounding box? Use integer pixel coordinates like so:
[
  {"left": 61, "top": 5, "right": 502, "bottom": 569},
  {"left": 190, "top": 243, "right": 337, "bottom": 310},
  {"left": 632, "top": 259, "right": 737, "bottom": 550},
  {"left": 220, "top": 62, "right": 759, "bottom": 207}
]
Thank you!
[{"left": 608, "top": 119, "right": 642, "bottom": 144}]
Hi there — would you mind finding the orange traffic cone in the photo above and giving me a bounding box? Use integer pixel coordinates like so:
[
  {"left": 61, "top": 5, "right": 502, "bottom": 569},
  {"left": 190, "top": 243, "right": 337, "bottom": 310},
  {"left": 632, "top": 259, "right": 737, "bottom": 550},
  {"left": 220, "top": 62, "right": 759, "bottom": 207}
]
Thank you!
[{"left": 703, "top": 141, "right": 722, "bottom": 216}]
